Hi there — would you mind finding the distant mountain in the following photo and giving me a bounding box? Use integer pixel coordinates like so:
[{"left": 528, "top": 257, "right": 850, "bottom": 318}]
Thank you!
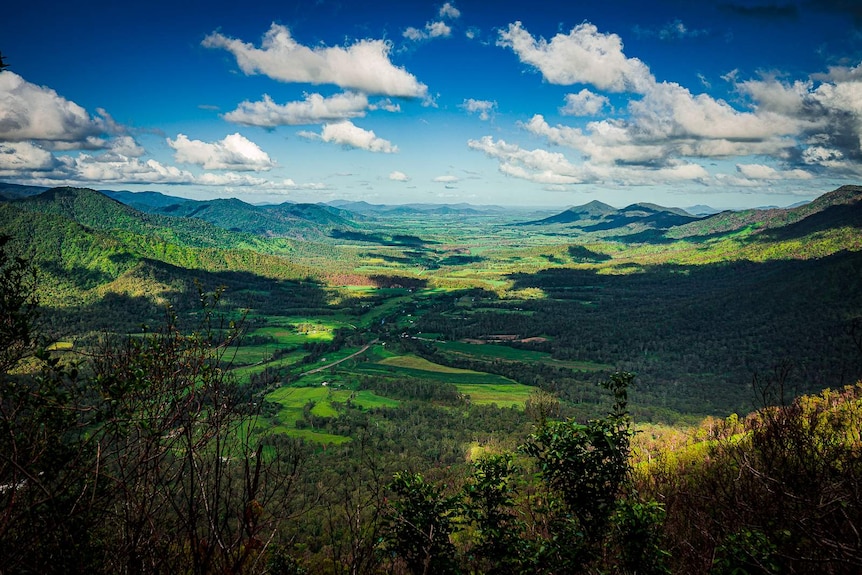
[
  {"left": 102, "top": 189, "right": 192, "bottom": 210},
  {"left": 327, "top": 200, "right": 510, "bottom": 216},
  {"left": 670, "top": 185, "right": 862, "bottom": 239},
  {"left": 685, "top": 204, "right": 721, "bottom": 216},
  {"left": 0, "top": 182, "right": 50, "bottom": 200},
  {"left": 516, "top": 200, "right": 700, "bottom": 237},
  {"left": 520, "top": 200, "right": 618, "bottom": 225}
]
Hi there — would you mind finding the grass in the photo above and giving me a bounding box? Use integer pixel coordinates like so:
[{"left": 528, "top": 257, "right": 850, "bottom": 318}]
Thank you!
[
  {"left": 378, "top": 354, "right": 484, "bottom": 374},
  {"left": 456, "top": 383, "right": 535, "bottom": 408},
  {"left": 263, "top": 384, "right": 399, "bottom": 444}
]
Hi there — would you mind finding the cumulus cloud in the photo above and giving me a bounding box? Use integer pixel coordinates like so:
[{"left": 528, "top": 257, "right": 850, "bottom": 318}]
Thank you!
[
  {"left": 560, "top": 89, "right": 609, "bottom": 116},
  {"left": 224, "top": 92, "right": 370, "bottom": 127},
  {"left": 404, "top": 20, "right": 452, "bottom": 40},
  {"left": 10, "top": 149, "right": 326, "bottom": 190},
  {"left": 468, "top": 134, "right": 709, "bottom": 187},
  {"left": 0, "top": 141, "right": 57, "bottom": 173},
  {"left": 468, "top": 136, "right": 583, "bottom": 184},
  {"left": 497, "top": 21, "right": 654, "bottom": 93},
  {"left": 734, "top": 67, "right": 862, "bottom": 173},
  {"left": 301, "top": 121, "right": 397, "bottom": 153},
  {"left": 404, "top": 3, "right": 460, "bottom": 41},
  {"left": 203, "top": 23, "right": 428, "bottom": 99},
  {"left": 461, "top": 98, "right": 497, "bottom": 120},
  {"left": 389, "top": 170, "right": 410, "bottom": 181},
  {"left": 0, "top": 71, "right": 120, "bottom": 146},
  {"left": 167, "top": 133, "right": 275, "bottom": 171},
  {"left": 439, "top": 2, "right": 461, "bottom": 19}
]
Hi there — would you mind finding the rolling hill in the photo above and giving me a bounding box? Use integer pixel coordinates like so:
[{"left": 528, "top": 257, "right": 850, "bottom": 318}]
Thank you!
[{"left": 138, "top": 196, "right": 366, "bottom": 240}]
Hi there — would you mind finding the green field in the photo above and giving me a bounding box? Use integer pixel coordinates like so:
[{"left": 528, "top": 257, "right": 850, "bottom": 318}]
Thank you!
[
  {"left": 264, "top": 384, "right": 399, "bottom": 444},
  {"left": 456, "top": 382, "right": 535, "bottom": 408}
]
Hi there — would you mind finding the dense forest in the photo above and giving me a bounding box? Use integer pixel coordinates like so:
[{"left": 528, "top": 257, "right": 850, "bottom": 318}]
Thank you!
[{"left": 1, "top": 184, "right": 862, "bottom": 573}]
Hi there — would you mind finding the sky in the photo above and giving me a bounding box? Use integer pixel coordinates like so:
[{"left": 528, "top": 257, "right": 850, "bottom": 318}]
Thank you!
[{"left": 1, "top": 0, "right": 862, "bottom": 209}]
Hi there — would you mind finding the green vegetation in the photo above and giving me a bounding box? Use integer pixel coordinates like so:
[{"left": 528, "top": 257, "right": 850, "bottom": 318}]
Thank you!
[{"left": 1, "top": 183, "right": 862, "bottom": 573}]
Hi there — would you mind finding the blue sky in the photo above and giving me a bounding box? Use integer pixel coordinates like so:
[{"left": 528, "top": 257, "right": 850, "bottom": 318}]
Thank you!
[{"left": 1, "top": 0, "right": 861, "bottom": 208}]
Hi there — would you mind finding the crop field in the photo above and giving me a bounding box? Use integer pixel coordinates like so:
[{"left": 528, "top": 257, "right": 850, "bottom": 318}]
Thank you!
[
  {"left": 455, "top": 382, "right": 534, "bottom": 408},
  {"left": 264, "top": 384, "right": 399, "bottom": 444},
  {"left": 377, "top": 354, "right": 483, "bottom": 374}
]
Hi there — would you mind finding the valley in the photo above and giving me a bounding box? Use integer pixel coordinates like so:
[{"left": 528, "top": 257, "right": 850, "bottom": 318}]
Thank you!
[{"left": 3, "top": 183, "right": 862, "bottom": 440}]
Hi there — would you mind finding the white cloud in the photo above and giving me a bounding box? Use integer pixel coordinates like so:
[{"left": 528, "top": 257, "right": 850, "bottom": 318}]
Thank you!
[
  {"left": 401, "top": 26, "right": 428, "bottom": 42},
  {"left": 461, "top": 98, "right": 497, "bottom": 120},
  {"left": 468, "top": 136, "right": 583, "bottom": 184},
  {"left": 497, "top": 21, "right": 654, "bottom": 93},
  {"left": 302, "top": 121, "right": 398, "bottom": 153},
  {"left": 0, "top": 71, "right": 117, "bottom": 146},
  {"left": 369, "top": 99, "right": 401, "bottom": 113},
  {"left": 560, "top": 89, "right": 609, "bottom": 116},
  {"left": 523, "top": 78, "right": 802, "bottom": 168},
  {"left": 736, "top": 163, "right": 813, "bottom": 180},
  {"left": 167, "top": 133, "right": 275, "bottom": 171},
  {"left": 223, "top": 92, "right": 370, "bottom": 127},
  {"left": 0, "top": 141, "right": 56, "bottom": 172},
  {"left": 426, "top": 21, "right": 452, "bottom": 38},
  {"left": 468, "top": 135, "right": 709, "bottom": 186},
  {"left": 403, "top": 27, "right": 426, "bottom": 41},
  {"left": 108, "top": 135, "right": 146, "bottom": 157},
  {"left": 404, "top": 4, "right": 459, "bottom": 41},
  {"left": 203, "top": 23, "right": 428, "bottom": 99},
  {"left": 433, "top": 175, "right": 459, "bottom": 183},
  {"left": 404, "top": 21, "right": 452, "bottom": 41},
  {"left": 439, "top": 2, "right": 461, "bottom": 19},
  {"left": 735, "top": 68, "right": 862, "bottom": 172},
  {"left": 389, "top": 170, "right": 410, "bottom": 181},
  {"left": 11, "top": 150, "right": 324, "bottom": 190}
]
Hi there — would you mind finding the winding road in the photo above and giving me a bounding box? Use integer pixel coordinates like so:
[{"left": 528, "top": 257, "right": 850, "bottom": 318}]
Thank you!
[{"left": 300, "top": 339, "right": 380, "bottom": 375}]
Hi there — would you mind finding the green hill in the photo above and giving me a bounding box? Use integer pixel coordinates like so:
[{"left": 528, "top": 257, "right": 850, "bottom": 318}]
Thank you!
[
  {"left": 11, "top": 187, "right": 274, "bottom": 251},
  {"left": 669, "top": 185, "right": 862, "bottom": 239},
  {"left": 146, "top": 196, "right": 365, "bottom": 239}
]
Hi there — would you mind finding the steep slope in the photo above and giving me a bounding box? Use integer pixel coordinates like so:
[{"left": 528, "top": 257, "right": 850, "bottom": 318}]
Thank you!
[
  {"left": 520, "top": 200, "right": 618, "bottom": 225},
  {"left": 669, "top": 185, "right": 862, "bottom": 239},
  {"left": 0, "top": 199, "right": 320, "bottom": 310}
]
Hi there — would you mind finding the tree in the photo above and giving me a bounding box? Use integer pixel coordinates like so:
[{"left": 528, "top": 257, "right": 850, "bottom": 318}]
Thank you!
[
  {"left": 462, "top": 453, "right": 532, "bottom": 574},
  {"left": 0, "top": 234, "right": 102, "bottom": 573},
  {"left": 383, "top": 471, "right": 460, "bottom": 575},
  {"left": 0, "top": 234, "right": 39, "bottom": 373},
  {"left": 89, "top": 291, "right": 306, "bottom": 574}
]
